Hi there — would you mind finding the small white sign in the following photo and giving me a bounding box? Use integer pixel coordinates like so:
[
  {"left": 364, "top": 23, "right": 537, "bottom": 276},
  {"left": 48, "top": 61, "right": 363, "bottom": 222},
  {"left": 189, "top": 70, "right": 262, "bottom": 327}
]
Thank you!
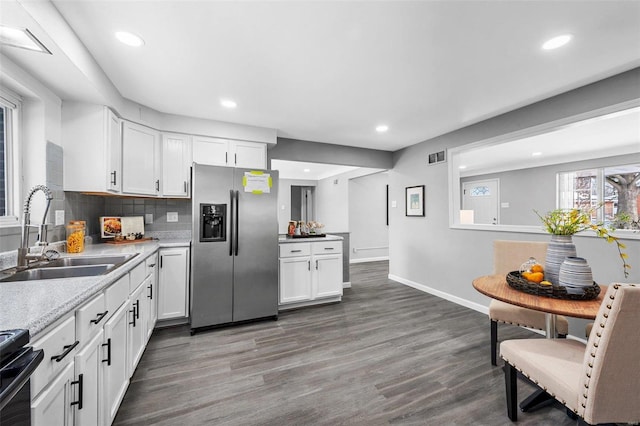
[{"left": 243, "top": 172, "right": 272, "bottom": 194}]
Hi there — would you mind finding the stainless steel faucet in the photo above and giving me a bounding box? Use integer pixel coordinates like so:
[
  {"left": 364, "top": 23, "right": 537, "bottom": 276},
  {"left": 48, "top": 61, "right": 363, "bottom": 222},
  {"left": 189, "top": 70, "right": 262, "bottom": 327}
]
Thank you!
[{"left": 17, "top": 185, "right": 54, "bottom": 269}]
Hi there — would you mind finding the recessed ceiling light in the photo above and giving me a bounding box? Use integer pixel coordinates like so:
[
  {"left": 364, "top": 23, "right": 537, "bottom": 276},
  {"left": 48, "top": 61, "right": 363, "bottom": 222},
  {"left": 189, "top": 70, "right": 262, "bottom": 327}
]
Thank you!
[
  {"left": 458, "top": 165, "right": 467, "bottom": 170},
  {"left": 0, "top": 25, "right": 51, "bottom": 54},
  {"left": 542, "top": 34, "right": 572, "bottom": 50},
  {"left": 376, "top": 125, "right": 389, "bottom": 133},
  {"left": 115, "top": 31, "right": 144, "bottom": 47},
  {"left": 303, "top": 168, "right": 311, "bottom": 172},
  {"left": 220, "top": 99, "right": 237, "bottom": 109},
  {"left": 532, "top": 152, "right": 542, "bottom": 156}
]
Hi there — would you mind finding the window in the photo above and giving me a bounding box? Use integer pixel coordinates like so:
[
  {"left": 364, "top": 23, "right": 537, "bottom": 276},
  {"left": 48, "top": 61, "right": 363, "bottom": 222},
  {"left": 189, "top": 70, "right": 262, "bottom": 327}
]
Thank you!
[
  {"left": 558, "top": 164, "right": 640, "bottom": 228},
  {"left": 0, "top": 89, "right": 20, "bottom": 226}
]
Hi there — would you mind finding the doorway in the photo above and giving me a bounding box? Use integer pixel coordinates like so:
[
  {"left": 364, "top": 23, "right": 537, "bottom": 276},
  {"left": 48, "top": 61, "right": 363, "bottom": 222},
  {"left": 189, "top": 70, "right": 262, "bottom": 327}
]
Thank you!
[{"left": 462, "top": 179, "right": 500, "bottom": 225}]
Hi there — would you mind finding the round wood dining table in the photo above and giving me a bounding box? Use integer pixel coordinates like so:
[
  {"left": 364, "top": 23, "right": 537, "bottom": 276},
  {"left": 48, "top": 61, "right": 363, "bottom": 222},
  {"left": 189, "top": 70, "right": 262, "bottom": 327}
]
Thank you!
[{"left": 472, "top": 274, "right": 605, "bottom": 337}]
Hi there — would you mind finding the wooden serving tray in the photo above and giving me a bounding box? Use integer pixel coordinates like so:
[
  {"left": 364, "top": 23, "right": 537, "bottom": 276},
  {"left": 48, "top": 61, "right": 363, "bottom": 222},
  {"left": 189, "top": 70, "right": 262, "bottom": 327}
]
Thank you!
[{"left": 106, "top": 237, "right": 154, "bottom": 245}]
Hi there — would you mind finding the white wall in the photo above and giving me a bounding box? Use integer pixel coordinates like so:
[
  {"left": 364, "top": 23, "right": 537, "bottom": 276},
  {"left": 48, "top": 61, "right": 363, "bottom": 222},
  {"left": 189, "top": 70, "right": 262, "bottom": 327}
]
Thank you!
[
  {"left": 349, "top": 172, "right": 389, "bottom": 262},
  {"left": 388, "top": 68, "right": 640, "bottom": 338},
  {"left": 277, "top": 178, "right": 316, "bottom": 234}
]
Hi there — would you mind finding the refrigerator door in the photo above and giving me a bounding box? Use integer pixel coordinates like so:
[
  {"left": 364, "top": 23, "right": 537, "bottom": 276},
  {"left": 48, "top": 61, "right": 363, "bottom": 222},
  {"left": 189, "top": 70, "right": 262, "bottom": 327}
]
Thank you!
[
  {"left": 191, "top": 164, "right": 234, "bottom": 328},
  {"left": 232, "top": 168, "right": 279, "bottom": 322}
]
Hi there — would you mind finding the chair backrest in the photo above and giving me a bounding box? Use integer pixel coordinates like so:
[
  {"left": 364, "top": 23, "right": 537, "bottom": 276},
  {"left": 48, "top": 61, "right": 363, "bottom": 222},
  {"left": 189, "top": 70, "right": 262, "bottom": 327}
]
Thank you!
[
  {"left": 493, "top": 240, "right": 548, "bottom": 275},
  {"left": 579, "top": 283, "right": 640, "bottom": 425}
]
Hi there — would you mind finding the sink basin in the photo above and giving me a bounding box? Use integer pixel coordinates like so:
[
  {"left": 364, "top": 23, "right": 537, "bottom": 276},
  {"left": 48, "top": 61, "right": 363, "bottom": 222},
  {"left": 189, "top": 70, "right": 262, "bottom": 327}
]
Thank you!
[
  {"left": 42, "top": 254, "right": 138, "bottom": 268},
  {"left": 0, "top": 264, "right": 114, "bottom": 282},
  {"left": 0, "top": 253, "right": 139, "bottom": 282}
]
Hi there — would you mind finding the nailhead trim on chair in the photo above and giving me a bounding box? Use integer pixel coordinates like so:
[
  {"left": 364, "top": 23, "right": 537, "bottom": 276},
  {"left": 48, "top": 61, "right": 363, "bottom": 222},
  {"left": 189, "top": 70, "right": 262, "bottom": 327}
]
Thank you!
[{"left": 495, "top": 319, "right": 544, "bottom": 330}]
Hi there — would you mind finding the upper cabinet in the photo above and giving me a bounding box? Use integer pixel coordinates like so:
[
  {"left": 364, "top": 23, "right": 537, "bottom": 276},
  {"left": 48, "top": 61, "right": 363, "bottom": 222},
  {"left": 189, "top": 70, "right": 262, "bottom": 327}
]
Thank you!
[
  {"left": 193, "top": 136, "right": 266, "bottom": 169},
  {"left": 122, "top": 121, "right": 161, "bottom": 196},
  {"left": 63, "top": 104, "right": 122, "bottom": 193},
  {"left": 161, "top": 133, "right": 191, "bottom": 198}
]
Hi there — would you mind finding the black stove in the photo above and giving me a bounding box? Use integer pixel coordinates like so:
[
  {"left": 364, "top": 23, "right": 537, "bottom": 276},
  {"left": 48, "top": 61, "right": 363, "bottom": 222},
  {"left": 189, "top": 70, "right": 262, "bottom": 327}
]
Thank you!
[{"left": 0, "top": 328, "right": 43, "bottom": 425}]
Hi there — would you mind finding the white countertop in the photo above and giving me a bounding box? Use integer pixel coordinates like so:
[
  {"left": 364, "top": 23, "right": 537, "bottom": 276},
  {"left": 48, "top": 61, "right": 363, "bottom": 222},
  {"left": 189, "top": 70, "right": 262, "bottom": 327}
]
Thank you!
[
  {"left": 0, "top": 239, "right": 190, "bottom": 338},
  {"left": 279, "top": 234, "right": 343, "bottom": 243}
]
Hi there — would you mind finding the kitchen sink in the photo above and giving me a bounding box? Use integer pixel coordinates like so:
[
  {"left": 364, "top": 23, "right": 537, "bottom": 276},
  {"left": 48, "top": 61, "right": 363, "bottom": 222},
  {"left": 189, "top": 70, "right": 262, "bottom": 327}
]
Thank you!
[{"left": 0, "top": 253, "right": 138, "bottom": 282}]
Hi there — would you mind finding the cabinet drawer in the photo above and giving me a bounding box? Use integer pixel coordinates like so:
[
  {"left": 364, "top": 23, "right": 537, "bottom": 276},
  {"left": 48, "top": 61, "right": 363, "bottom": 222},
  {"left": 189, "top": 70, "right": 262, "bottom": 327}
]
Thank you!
[
  {"left": 106, "top": 274, "right": 129, "bottom": 318},
  {"left": 279, "top": 243, "right": 311, "bottom": 257},
  {"left": 312, "top": 241, "right": 342, "bottom": 255},
  {"left": 31, "top": 314, "right": 77, "bottom": 397},
  {"left": 129, "top": 261, "right": 147, "bottom": 293},
  {"left": 146, "top": 253, "right": 158, "bottom": 276},
  {"left": 76, "top": 293, "right": 106, "bottom": 344}
]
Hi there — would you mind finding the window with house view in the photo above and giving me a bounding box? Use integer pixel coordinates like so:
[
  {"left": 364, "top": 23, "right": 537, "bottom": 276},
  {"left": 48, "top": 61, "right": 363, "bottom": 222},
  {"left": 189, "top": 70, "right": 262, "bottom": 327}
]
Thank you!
[{"left": 558, "top": 164, "right": 640, "bottom": 228}]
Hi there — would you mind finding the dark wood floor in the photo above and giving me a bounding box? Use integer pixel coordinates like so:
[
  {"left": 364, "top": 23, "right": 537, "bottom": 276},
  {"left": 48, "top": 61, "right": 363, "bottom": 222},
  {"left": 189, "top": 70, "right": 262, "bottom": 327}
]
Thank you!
[{"left": 114, "top": 261, "right": 576, "bottom": 425}]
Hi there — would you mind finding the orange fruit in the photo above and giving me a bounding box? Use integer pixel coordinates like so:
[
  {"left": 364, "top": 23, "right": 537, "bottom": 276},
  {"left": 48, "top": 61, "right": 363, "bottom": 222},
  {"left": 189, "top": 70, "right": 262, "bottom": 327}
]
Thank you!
[
  {"left": 522, "top": 271, "right": 532, "bottom": 280},
  {"left": 531, "top": 264, "right": 544, "bottom": 273},
  {"left": 528, "top": 272, "right": 544, "bottom": 283}
]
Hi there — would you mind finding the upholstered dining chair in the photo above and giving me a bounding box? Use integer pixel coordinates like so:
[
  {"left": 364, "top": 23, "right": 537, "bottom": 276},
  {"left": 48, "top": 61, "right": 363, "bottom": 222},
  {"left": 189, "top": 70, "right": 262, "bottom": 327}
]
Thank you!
[
  {"left": 490, "top": 240, "right": 569, "bottom": 365},
  {"left": 500, "top": 283, "right": 640, "bottom": 424}
]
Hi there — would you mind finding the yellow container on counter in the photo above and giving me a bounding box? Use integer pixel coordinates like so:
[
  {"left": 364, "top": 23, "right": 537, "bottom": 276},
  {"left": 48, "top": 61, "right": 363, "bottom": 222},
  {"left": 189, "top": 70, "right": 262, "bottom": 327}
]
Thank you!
[{"left": 66, "top": 220, "right": 86, "bottom": 253}]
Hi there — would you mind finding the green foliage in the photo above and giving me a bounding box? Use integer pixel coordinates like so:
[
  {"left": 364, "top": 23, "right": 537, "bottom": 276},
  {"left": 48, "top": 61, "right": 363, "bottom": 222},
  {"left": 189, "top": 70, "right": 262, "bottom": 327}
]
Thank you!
[{"left": 535, "top": 207, "right": 631, "bottom": 278}]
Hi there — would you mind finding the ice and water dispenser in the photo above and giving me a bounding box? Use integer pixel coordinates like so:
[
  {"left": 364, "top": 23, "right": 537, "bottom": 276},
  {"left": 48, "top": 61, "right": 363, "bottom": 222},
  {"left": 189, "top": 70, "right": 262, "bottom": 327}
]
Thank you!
[{"left": 199, "top": 203, "right": 226, "bottom": 242}]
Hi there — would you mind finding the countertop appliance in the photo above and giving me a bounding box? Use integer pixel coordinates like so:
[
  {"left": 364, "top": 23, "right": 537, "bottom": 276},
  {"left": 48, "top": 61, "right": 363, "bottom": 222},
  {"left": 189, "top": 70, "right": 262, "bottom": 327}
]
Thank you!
[
  {"left": 190, "top": 163, "right": 279, "bottom": 333},
  {"left": 0, "top": 329, "right": 44, "bottom": 426}
]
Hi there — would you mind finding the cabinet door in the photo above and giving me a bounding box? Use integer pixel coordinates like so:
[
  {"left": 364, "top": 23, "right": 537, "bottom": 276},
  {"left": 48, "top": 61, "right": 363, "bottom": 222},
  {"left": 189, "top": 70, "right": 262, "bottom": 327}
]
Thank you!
[
  {"left": 106, "top": 109, "right": 122, "bottom": 193},
  {"left": 103, "top": 302, "right": 129, "bottom": 426},
  {"left": 192, "top": 136, "right": 229, "bottom": 166},
  {"left": 162, "top": 133, "right": 191, "bottom": 197},
  {"left": 128, "top": 282, "right": 146, "bottom": 374},
  {"left": 73, "top": 331, "right": 103, "bottom": 426},
  {"left": 158, "top": 248, "right": 189, "bottom": 320},
  {"left": 231, "top": 141, "right": 266, "bottom": 169},
  {"left": 313, "top": 254, "right": 343, "bottom": 299},
  {"left": 31, "top": 362, "right": 74, "bottom": 426},
  {"left": 122, "top": 121, "right": 161, "bottom": 195},
  {"left": 146, "top": 254, "right": 159, "bottom": 340},
  {"left": 279, "top": 257, "right": 312, "bottom": 304}
]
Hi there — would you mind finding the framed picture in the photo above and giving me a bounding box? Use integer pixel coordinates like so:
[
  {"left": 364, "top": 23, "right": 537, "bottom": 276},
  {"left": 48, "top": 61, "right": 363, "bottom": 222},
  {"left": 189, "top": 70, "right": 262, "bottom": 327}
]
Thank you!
[{"left": 405, "top": 185, "right": 425, "bottom": 217}]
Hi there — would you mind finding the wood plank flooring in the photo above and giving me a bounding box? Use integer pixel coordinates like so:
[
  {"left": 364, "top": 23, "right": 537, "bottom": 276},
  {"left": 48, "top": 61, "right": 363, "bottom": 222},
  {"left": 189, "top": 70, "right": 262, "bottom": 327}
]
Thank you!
[{"left": 114, "top": 261, "right": 576, "bottom": 425}]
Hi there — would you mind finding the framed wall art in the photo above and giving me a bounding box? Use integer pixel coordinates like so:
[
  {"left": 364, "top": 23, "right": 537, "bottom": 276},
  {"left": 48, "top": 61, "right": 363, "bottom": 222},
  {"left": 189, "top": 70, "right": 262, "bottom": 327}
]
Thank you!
[{"left": 405, "top": 185, "right": 425, "bottom": 217}]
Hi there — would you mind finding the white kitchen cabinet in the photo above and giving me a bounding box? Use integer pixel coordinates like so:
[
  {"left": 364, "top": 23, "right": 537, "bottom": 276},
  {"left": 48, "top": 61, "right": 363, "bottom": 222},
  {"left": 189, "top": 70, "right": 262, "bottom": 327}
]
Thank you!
[
  {"left": 162, "top": 133, "right": 192, "bottom": 197},
  {"left": 278, "top": 240, "right": 343, "bottom": 308},
  {"left": 73, "top": 330, "right": 104, "bottom": 426},
  {"left": 31, "top": 362, "right": 75, "bottom": 426},
  {"left": 127, "top": 281, "right": 147, "bottom": 374},
  {"left": 122, "top": 120, "right": 161, "bottom": 196},
  {"left": 102, "top": 302, "right": 129, "bottom": 426},
  {"left": 192, "top": 136, "right": 266, "bottom": 169},
  {"left": 157, "top": 247, "right": 190, "bottom": 320},
  {"left": 146, "top": 253, "right": 159, "bottom": 340},
  {"left": 62, "top": 103, "right": 121, "bottom": 193}
]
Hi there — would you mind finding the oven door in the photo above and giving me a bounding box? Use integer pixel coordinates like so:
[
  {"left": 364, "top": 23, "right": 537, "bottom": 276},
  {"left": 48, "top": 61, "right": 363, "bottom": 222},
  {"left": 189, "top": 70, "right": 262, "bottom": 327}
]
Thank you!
[{"left": 0, "top": 347, "right": 44, "bottom": 425}]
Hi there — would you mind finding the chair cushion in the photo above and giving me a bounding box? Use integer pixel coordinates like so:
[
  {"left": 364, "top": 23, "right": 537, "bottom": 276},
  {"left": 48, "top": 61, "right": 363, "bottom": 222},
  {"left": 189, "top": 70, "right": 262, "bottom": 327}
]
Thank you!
[
  {"left": 500, "top": 338, "right": 586, "bottom": 412},
  {"left": 489, "top": 300, "right": 569, "bottom": 334}
]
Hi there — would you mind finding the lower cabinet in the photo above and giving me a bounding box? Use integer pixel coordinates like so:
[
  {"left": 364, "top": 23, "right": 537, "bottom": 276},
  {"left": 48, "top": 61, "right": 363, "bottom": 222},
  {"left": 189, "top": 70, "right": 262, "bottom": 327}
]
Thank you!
[
  {"left": 145, "top": 253, "right": 159, "bottom": 340},
  {"left": 73, "top": 331, "right": 104, "bottom": 426},
  {"left": 103, "top": 302, "right": 129, "bottom": 426},
  {"left": 157, "top": 247, "right": 190, "bottom": 320},
  {"left": 31, "top": 362, "right": 75, "bottom": 426},
  {"left": 128, "top": 280, "right": 147, "bottom": 375},
  {"left": 278, "top": 240, "right": 343, "bottom": 307}
]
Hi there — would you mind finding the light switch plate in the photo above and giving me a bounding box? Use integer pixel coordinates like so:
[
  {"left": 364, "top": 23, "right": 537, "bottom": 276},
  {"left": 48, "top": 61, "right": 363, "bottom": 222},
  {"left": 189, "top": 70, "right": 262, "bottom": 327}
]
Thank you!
[
  {"left": 55, "top": 210, "right": 65, "bottom": 226},
  {"left": 391, "top": 201, "right": 397, "bottom": 208},
  {"left": 145, "top": 213, "right": 153, "bottom": 224},
  {"left": 167, "top": 212, "right": 178, "bottom": 222}
]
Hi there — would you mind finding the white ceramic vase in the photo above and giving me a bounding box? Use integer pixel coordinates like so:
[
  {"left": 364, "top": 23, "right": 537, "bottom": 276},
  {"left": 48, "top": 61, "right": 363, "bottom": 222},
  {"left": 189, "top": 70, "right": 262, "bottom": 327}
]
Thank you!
[{"left": 544, "top": 235, "right": 577, "bottom": 285}]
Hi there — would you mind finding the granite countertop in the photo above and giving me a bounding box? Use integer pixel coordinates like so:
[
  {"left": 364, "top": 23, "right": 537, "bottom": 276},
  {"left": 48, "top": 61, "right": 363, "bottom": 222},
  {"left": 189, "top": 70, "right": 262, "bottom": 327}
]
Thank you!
[
  {"left": 278, "top": 234, "right": 343, "bottom": 244},
  {"left": 0, "top": 238, "right": 190, "bottom": 338}
]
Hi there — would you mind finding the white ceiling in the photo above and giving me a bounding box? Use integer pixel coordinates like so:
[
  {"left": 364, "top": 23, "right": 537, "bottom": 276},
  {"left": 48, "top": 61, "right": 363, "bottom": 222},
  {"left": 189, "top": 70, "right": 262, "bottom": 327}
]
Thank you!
[
  {"left": 270, "top": 160, "right": 359, "bottom": 180},
  {"left": 1, "top": 1, "right": 639, "bottom": 152}
]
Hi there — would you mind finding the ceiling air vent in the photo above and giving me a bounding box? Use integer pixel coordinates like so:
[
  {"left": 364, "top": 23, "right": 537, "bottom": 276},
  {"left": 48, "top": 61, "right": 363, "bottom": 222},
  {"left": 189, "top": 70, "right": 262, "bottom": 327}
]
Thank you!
[{"left": 427, "top": 150, "right": 446, "bottom": 165}]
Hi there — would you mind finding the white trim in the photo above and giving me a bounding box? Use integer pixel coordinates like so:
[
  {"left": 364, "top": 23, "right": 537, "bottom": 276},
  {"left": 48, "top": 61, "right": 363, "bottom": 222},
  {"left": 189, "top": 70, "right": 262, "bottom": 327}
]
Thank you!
[
  {"left": 388, "top": 273, "right": 489, "bottom": 315},
  {"left": 350, "top": 256, "right": 390, "bottom": 264},
  {"left": 342, "top": 281, "right": 351, "bottom": 289}
]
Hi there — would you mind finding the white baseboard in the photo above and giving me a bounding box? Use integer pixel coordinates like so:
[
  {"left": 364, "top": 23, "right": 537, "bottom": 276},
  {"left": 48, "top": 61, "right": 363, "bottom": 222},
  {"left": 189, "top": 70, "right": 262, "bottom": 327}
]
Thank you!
[
  {"left": 388, "top": 273, "right": 489, "bottom": 315},
  {"left": 343, "top": 282, "right": 351, "bottom": 288},
  {"left": 350, "top": 256, "right": 389, "bottom": 264}
]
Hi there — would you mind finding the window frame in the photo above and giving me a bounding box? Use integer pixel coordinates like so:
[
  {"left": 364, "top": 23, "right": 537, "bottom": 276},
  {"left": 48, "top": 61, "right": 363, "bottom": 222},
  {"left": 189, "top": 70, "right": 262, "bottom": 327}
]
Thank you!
[{"left": 0, "top": 88, "right": 22, "bottom": 227}]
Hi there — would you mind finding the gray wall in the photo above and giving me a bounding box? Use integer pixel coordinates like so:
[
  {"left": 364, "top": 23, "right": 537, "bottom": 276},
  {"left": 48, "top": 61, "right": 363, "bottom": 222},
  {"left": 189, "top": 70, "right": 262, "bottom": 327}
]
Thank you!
[
  {"left": 277, "top": 178, "right": 316, "bottom": 234},
  {"left": 389, "top": 67, "right": 640, "bottom": 338},
  {"left": 461, "top": 153, "right": 640, "bottom": 226},
  {"left": 269, "top": 138, "right": 393, "bottom": 169},
  {"left": 349, "top": 172, "right": 389, "bottom": 261}
]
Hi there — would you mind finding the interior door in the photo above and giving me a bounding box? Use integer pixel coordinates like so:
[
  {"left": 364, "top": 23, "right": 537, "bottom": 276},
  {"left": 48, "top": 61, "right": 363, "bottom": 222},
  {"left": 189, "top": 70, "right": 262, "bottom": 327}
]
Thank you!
[{"left": 462, "top": 179, "right": 499, "bottom": 225}]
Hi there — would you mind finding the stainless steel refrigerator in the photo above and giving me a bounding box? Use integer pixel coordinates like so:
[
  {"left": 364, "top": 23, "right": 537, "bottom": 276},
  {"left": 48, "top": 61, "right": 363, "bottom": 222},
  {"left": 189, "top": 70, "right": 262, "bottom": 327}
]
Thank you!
[{"left": 190, "top": 163, "right": 279, "bottom": 333}]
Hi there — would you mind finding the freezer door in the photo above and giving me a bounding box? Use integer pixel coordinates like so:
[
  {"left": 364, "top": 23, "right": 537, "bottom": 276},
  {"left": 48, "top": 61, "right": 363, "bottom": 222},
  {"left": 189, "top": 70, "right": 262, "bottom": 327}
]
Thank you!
[
  {"left": 191, "top": 164, "right": 234, "bottom": 328},
  {"left": 232, "top": 168, "right": 279, "bottom": 322}
]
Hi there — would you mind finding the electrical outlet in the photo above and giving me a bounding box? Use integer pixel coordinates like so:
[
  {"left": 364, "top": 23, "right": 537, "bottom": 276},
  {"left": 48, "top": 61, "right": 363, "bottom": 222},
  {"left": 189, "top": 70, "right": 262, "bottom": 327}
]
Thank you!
[
  {"left": 145, "top": 213, "right": 153, "bottom": 224},
  {"left": 55, "top": 210, "right": 65, "bottom": 226},
  {"left": 391, "top": 201, "right": 397, "bottom": 208},
  {"left": 166, "top": 212, "right": 178, "bottom": 222}
]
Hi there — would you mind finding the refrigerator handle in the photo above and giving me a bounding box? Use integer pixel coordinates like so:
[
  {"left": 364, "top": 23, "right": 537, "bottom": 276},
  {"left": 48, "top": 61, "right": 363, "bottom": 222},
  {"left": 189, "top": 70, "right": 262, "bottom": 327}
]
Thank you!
[
  {"left": 234, "top": 190, "right": 239, "bottom": 256},
  {"left": 229, "top": 190, "right": 234, "bottom": 256}
]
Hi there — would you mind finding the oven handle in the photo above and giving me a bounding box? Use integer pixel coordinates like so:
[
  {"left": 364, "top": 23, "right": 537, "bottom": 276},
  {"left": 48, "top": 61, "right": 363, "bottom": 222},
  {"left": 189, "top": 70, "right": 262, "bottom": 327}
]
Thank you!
[{"left": 0, "top": 347, "right": 44, "bottom": 412}]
